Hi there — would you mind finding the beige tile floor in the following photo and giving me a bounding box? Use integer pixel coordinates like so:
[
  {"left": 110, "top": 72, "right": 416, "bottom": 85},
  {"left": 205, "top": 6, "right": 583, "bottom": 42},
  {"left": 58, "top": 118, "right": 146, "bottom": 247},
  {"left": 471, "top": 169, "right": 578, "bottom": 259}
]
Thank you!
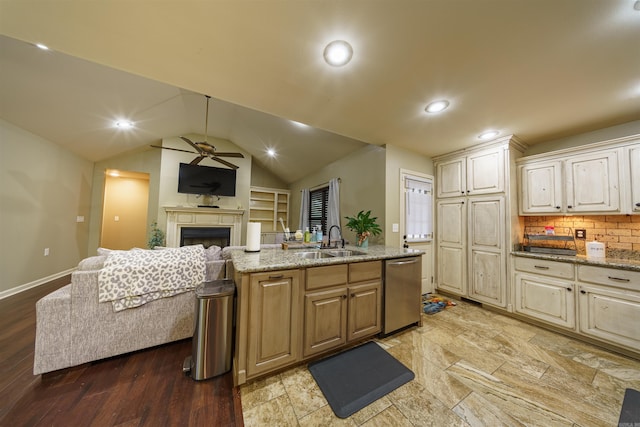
[{"left": 240, "top": 298, "right": 640, "bottom": 426}]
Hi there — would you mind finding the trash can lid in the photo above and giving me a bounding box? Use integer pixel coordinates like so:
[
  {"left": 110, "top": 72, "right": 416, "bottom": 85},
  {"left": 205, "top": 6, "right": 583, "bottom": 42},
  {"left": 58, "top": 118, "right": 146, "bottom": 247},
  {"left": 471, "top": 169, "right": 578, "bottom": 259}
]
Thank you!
[{"left": 196, "top": 279, "right": 235, "bottom": 298}]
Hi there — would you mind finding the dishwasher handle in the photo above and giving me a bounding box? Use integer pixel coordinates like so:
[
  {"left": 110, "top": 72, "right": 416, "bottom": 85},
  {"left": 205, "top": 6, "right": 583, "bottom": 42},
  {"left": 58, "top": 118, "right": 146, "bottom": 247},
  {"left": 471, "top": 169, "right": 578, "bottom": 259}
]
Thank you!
[{"left": 387, "top": 258, "right": 419, "bottom": 266}]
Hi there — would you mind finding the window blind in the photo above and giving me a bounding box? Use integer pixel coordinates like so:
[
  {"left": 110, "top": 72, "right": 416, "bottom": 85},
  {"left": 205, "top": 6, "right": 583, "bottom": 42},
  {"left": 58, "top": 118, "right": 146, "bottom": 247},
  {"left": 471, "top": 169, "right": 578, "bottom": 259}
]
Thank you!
[{"left": 309, "top": 186, "right": 328, "bottom": 233}]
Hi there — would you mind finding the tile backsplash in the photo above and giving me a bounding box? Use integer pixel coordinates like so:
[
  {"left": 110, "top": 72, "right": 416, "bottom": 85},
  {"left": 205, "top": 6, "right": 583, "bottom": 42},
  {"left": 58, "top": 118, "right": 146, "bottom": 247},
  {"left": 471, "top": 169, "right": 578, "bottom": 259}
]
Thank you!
[{"left": 523, "top": 215, "right": 640, "bottom": 258}]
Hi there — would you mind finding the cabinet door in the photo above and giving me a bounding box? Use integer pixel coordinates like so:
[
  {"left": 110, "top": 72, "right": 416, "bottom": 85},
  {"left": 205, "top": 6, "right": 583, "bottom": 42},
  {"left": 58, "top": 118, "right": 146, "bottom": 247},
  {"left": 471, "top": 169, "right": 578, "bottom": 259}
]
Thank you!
[
  {"left": 436, "top": 199, "right": 466, "bottom": 295},
  {"left": 515, "top": 273, "right": 575, "bottom": 328},
  {"left": 303, "top": 288, "right": 347, "bottom": 357},
  {"left": 247, "top": 270, "right": 301, "bottom": 377},
  {"left": 347, "top": 281, "right": 382, "bottom": 342},
  {"left": 630, "top": 145, "right": 640, "bottom": 213},
  {"left": 468, "top": 197, "right": 505, "bottom": 306},
  {"left": 518, "top": 160, "right": 563, "bottom": 214},
  {"left": 565, "top": 150, "right": 620, "bottom": 213},
  {"left": 436, "top": 158, "right": 466, "bottom": 198},
  {"left": 578, "top": 284, "right": 640, "bottom": 351},
  {"left": 466, "top": 147, "right": 505, "bottom": 195}
]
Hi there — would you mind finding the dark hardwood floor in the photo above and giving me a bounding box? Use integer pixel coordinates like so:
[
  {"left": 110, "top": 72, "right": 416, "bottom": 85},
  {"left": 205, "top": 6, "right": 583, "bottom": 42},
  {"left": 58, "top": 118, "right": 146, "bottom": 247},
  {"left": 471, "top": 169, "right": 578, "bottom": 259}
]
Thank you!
[{"left": 0, "top": 276, "right": 243, "bottom": 426}]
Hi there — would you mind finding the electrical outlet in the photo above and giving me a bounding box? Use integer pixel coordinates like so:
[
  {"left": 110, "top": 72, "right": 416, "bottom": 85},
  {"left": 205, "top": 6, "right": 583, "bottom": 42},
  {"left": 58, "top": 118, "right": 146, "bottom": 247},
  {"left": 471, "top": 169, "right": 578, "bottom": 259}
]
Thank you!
[{"left": 575, "top": 229, "right": 586, "bottom": 240}]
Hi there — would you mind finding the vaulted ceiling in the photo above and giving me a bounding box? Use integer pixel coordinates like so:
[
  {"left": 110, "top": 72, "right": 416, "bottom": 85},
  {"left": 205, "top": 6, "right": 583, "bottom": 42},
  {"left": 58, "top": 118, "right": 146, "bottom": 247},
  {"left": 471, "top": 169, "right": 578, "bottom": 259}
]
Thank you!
[{"left": 1, "top": 1, "right": 639, "bottom": 183}]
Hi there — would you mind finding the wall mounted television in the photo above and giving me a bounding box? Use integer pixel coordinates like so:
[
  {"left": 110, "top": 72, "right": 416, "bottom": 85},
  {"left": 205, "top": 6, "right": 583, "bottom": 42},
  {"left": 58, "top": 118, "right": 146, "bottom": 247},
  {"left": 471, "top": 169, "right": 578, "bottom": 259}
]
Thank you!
[{"left": 177, "top": 163, "right": 237, "bottom": 196}]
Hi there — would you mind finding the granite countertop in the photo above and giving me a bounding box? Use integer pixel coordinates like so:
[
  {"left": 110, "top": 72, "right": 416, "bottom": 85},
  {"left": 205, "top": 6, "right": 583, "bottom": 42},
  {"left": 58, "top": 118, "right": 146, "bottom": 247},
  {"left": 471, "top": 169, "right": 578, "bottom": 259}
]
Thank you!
[
  {"left": 512, "top": 251, "right": 640, "bottom": 272},
  {"left": 228, "top": 245, "right": 424, "bottom": 273}
]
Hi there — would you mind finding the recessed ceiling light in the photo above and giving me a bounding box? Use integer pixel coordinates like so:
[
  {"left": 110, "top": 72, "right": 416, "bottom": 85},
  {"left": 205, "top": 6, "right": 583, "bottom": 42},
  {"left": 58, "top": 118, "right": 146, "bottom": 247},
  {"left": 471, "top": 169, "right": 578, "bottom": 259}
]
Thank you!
[
  {"left": 478, "top": 130, "right": 500, "bottom": 140},
  {"left": 267, "top": 148, "right": 276, "bottom": 157},
  {"left": 35, "top": 43, "right": 49, "bottom": 50},
  {"left": 114, "top": 120, "right": 134, "bottom": 129},
  {"left": 323, "top": 40, "right": 353, "bottom": 67},
  {"left": 291, "top": 120, "right": 309, "bottom": 128},
  {"left": 425, "top": 100, "right": 450, "bottom": 113}
]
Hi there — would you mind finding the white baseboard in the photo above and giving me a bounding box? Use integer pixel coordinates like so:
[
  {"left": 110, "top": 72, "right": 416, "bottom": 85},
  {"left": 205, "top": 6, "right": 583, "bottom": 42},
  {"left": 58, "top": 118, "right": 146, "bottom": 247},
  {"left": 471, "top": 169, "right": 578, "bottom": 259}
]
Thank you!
[{"left": 0, "top": 268, "right": 76, "bottom": 300}]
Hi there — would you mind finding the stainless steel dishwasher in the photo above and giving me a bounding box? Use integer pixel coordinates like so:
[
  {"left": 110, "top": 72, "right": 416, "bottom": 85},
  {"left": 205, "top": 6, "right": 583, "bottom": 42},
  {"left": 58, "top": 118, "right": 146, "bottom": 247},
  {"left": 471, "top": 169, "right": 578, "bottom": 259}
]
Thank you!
[{"left": 384, "top": 256, "right": 422, "bottom": 334}]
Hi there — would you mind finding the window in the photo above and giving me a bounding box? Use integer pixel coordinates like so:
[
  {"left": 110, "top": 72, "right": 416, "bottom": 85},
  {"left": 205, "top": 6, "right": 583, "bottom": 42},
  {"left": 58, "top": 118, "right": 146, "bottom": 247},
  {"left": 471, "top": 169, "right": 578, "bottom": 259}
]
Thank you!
[
  {"left": 404, "top": 176, "right": 433, "bottom": 242},
  {"left": 308, "top": 186, "right": 328, "bottom": 233}
]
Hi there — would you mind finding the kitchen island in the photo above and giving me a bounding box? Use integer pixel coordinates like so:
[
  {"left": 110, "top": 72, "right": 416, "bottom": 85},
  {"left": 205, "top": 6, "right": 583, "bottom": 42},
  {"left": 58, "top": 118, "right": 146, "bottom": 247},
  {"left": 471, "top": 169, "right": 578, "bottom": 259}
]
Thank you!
[{"left": 227, "top": 245, "right": 424, "bottom": 386}]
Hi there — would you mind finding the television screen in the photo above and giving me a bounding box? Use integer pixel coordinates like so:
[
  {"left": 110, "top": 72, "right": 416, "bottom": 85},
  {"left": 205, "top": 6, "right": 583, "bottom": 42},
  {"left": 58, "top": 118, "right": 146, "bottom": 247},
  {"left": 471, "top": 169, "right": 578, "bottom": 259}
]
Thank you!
[{"left": 177, "top": 163, "right": 236, "bottom": 196}]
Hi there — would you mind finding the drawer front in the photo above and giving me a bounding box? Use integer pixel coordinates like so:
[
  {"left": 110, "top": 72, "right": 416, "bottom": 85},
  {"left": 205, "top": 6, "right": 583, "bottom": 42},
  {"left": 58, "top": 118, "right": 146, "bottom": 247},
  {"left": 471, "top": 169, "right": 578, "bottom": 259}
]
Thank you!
[
  {"left": 514, "top": 256, "right": 574, "bottom": 280},
  {"left": 578, "top": 265, "right": 640, "bottom": 291},
  {"left": 349, "top": 260, "right": 382, "bottom": 283},
  {"left": 306, "top": 264, "right": 348, "bottom": 290}
]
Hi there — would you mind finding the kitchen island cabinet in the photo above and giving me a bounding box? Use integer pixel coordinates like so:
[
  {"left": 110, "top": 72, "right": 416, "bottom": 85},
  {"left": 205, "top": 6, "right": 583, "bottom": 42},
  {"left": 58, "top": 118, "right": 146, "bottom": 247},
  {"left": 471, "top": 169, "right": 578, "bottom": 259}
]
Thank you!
[{"left": 230, "top": 245, "right": 422, "bottom": 386}]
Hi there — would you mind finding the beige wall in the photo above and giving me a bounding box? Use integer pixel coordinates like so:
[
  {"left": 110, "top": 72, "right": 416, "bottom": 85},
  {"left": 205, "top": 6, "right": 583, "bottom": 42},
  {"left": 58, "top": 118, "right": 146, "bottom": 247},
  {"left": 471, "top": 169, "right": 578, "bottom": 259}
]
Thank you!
[
  {"left": 251, "top": 162, "right": 288, "bottom": 189},
  {"left": 0, "top": 119, "right": 93, "bottom": 297},
  {"left": 384, "top": 144, "right": 433, "bottom": 248},
  {"left": 524, "top": 120, "right": 640, "bottom": 156},
  {"left": 289, "top": 144, "right": 386, "bottom": 245}
]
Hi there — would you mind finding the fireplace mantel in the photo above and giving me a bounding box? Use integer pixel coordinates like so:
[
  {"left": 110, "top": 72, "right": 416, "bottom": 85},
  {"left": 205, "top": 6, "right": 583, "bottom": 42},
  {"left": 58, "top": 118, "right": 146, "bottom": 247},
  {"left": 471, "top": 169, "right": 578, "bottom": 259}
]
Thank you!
[{"left": 164, "top": 207, "right": 244, "bottom": 247}]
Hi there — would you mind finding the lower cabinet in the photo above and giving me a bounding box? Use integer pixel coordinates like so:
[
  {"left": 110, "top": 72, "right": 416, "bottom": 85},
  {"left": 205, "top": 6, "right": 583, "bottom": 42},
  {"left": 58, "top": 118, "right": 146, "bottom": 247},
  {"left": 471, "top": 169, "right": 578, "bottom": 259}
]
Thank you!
[
  {"left": 512, "top": 256, "right": 640, "bottom": 355},
  {"left": 577, "top": 265, "right": 640, "bottom": 351},
  {"left": 303, "top": 261, "right": 382, "bottom": 358},
  {"left": 513, "top": 257, "right": 575, "bottom": 329},
  {"left": 246, "top": 269, "right": 302, "bottom": 378}
]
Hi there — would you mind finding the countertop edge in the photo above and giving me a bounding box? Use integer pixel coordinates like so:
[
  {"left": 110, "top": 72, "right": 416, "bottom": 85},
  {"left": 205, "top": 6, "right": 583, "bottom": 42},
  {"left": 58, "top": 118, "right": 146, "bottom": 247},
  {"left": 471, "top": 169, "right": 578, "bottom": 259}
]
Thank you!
[
  {"left": 511, "top": 251, "right": 640, "bottom": 272},
  {"left": 230, "top": 245, "right": 425, "bottom": 274}
]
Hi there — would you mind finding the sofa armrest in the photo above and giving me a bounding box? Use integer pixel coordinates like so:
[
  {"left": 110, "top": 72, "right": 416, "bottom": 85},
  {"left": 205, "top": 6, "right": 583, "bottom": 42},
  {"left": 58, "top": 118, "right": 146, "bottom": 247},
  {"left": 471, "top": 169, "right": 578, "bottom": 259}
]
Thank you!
[{"left": 205, "top": 259, "right": 226, "bottom": 281}]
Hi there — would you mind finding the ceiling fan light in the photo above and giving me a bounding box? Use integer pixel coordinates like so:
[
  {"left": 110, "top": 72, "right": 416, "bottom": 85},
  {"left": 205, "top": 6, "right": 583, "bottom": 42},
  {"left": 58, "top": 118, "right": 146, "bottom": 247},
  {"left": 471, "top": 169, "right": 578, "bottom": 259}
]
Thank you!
[
  {"left": 323, "top": 40, "right": 353, "bottom": 67},
  {"left": 115, "top": 120, "right": 134, "bottom": 129},
  {"left": 425, "top": 100, "right": 450, "bottom": 113}
]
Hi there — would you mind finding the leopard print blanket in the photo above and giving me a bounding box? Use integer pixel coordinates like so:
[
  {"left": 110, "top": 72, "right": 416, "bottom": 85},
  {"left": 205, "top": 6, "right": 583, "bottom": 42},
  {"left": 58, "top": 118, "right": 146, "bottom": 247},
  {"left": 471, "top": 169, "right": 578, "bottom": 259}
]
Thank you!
[{"left": 98, "top": 245, "right": 206, "bottom": 311}]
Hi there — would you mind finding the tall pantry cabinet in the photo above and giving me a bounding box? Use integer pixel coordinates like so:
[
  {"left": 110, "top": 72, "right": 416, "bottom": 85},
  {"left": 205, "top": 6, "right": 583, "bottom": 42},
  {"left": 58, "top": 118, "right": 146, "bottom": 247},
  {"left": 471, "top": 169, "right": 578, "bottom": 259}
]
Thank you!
[{"left": 434, "top": 136, "right": 526, "bottom": 308}]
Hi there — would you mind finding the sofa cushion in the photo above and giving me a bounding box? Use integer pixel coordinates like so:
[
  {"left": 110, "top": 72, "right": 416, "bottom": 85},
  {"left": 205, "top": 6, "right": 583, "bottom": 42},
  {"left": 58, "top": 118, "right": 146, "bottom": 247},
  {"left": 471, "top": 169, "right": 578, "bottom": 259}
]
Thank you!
[
  {"left": 77, "top": 255, "right": 108, "bottom": 271},
  {"left": 205, "top": 245, "right": 222, "bottom": 261}
]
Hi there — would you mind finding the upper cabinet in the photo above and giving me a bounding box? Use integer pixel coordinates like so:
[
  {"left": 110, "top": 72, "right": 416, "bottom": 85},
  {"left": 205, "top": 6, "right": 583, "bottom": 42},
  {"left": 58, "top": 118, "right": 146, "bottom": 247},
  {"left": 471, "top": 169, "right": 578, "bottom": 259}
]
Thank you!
[
  {"left": 629, "top": 145, "right": 640, "bottom": 213},
  {"left": 517, "top": 136, "right": 639, "bottom": 215},
  {"left": 436, "top": 146, "right": 505, "bottom": 198}
]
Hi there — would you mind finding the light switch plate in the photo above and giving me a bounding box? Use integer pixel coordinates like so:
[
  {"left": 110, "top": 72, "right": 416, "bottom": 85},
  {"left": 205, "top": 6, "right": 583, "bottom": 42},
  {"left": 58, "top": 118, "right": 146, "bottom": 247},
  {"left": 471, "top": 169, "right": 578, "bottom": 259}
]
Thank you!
[{"left": 392, "top": 223, "right": 399, "bottom": 232}]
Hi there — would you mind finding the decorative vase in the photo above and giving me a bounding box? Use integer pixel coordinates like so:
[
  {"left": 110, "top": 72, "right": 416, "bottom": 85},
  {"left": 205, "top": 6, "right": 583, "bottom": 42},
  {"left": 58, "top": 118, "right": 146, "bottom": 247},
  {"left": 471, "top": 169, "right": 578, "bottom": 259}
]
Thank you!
[{"left": 356, "top": 234, "right": 369, "bottom": 248}]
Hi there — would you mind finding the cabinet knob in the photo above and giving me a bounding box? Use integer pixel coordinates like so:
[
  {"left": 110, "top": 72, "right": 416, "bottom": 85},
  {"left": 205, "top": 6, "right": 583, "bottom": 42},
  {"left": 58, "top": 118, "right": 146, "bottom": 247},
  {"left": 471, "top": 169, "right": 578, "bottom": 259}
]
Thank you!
[
  {"left": 566, "top": 287, "right": 572, "bottom": 292},
  {"left": 635, "top": 202, "right": 640, "bottom": 207},
  {"left": 555, "top": 206, "right": 561, "bottom": 209},
  {"left": 580, "top": 290, "right": 586, "bottom": 294},
  {"left": 461, "top": 191, "right": 465, "bottom": 194},
  {"left": 350, "top": 293, "right": 356, "bottom": 298},
  {"left": 567, "top": 205, "right": 573, "bottom": 209},
  {"left": 342, "top": 294, "right": 347, "bottom": 299}
]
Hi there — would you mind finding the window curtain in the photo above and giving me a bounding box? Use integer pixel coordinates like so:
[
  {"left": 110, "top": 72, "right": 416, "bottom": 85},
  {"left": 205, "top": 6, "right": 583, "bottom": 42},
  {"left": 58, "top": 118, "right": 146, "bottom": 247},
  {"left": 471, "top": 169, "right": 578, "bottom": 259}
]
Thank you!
[
  {"left": 327, "top": 178, "right": 340, "bottom": 230},
  {"left": 405, "top": 177, "right": 433, "bottom": 242},
  {"left": 299, "top": 188, "right": 310, "bottom": 231}
]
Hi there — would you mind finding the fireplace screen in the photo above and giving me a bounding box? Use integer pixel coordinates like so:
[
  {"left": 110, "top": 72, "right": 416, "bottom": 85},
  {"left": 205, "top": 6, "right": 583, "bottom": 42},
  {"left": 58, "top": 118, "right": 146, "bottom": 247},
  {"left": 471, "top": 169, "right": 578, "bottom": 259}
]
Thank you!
[{"left": 180, "top": 227, "right": 231, "bottom": 248}]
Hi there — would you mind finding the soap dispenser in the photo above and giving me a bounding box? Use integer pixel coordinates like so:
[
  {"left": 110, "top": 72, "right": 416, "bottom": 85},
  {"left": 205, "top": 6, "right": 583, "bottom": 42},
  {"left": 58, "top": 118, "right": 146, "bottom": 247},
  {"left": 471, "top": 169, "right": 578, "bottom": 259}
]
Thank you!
[
  {"left": 304, "top": 227, "right": 311, "bottom": 243},
  {"left": 310, "top": 226, "right": 317, "bottom": 242},
  {"left": 316, "top": 226, "right": 323, "bottom": 244}
]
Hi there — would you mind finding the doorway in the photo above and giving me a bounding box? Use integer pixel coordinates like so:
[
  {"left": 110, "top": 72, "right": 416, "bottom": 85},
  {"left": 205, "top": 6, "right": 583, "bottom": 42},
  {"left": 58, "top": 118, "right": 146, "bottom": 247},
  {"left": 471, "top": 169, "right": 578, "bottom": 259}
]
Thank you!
[{"left": 100, "top": 169, "right": 150, "bottom": 250}]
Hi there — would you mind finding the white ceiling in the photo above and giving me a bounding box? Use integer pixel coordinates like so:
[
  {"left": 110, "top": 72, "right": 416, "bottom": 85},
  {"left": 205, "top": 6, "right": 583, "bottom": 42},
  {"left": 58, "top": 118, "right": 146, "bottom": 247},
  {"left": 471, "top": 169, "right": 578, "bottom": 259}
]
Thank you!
[{"left": 1, "top": 1, "right": 639, "bottom": 184}]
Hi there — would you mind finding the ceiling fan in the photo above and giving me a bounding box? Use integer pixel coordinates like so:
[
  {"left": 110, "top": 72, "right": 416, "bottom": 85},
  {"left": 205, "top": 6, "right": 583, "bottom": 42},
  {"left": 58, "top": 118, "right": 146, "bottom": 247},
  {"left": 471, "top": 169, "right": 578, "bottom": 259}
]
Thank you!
[{"left": 151, "top": 95, "right": 244, "bottom": 169}]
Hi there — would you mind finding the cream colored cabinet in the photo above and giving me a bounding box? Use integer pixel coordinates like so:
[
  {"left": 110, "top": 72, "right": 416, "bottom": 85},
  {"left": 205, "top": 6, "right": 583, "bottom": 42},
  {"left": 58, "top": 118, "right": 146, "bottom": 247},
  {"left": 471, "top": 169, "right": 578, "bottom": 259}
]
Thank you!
[
  {"left": 577, "top": 265, "right": 640, "bottom": 351},
  {"left": 629, "top": 145, "right": 640, "bottom": 213},
  {"left": 436, "top": 198, "right": 467, "bottom": 295},
  {"left": 246, "top": 269, "right": 301, "bottom": 378},
  {"left": 513, "top": 257, "right": 575, "bottom": 329},
  {"left": 518, "top": 160, "right": 563, "bottom": 214},
  {"left": 435, "top": 136, "right": 524, "bottom": 309},
  {"left": 436, "top": 146, "right": 505, "bottom": 198},
  {"left": 303, "top": 262, "right": 381, "bottom": 357},
  {"left": 565, "top": 149, "right": 620, "bottom": 213},
  {"left": 468, "top": 197, "right": 506, "bottom": 306}
]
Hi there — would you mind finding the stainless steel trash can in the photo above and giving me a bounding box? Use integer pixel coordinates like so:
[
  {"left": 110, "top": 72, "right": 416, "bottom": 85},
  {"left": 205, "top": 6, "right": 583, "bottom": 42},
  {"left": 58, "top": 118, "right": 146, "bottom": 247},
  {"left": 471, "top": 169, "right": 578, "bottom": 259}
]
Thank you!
[{"left": 184, "top": 279, "right": 235, "bottom": 380}]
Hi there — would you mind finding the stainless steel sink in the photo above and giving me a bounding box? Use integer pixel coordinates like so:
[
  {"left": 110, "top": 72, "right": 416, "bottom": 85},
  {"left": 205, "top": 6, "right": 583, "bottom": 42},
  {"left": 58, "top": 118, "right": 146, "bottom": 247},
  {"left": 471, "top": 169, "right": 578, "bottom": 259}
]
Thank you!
[
  {"left": 295, "top": 251, "right": 334, "bottom": 259},
  {"left": 324, "top": 249, "right": 366, "bottom": 257}
]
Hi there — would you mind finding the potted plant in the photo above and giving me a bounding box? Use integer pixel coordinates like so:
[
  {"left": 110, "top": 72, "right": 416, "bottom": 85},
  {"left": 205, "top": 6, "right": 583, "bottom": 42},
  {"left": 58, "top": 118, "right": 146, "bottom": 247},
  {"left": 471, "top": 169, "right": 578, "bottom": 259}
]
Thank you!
[
  {"left": 148, "top": 221, "right": 165, "bottom": 249},
  {"left": 344, "top": 210, "right": 382, "bottom": 248}
]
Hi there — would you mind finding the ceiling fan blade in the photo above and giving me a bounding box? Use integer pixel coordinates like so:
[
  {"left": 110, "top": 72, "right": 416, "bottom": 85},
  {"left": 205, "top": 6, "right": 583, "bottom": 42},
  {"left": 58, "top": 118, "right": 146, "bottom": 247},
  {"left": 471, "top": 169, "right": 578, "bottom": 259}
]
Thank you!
[
  {"left": 211, "top": 152, "right": 245, "bottom": 158},
  {"left": 150, "top": 145, "right": 198, "bottom": 154},
  {"left": 190, "top": 156, "right": 206, "bottom": 165},
  {"left": 179, "top": 136, "right": 204, "bottom": 154},
  {"left": 210, "top": 156, "right": 239, "bottom": 169}
]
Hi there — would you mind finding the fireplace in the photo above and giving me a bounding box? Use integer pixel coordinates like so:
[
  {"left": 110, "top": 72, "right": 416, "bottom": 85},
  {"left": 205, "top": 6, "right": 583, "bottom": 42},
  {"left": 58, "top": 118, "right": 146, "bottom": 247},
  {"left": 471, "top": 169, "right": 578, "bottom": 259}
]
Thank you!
[
  {"left": 180, "top": 227, "right": 230, "bottom": 248},
  {"left": 165, "top": 207, "right": 243, "bottom": 248}
]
